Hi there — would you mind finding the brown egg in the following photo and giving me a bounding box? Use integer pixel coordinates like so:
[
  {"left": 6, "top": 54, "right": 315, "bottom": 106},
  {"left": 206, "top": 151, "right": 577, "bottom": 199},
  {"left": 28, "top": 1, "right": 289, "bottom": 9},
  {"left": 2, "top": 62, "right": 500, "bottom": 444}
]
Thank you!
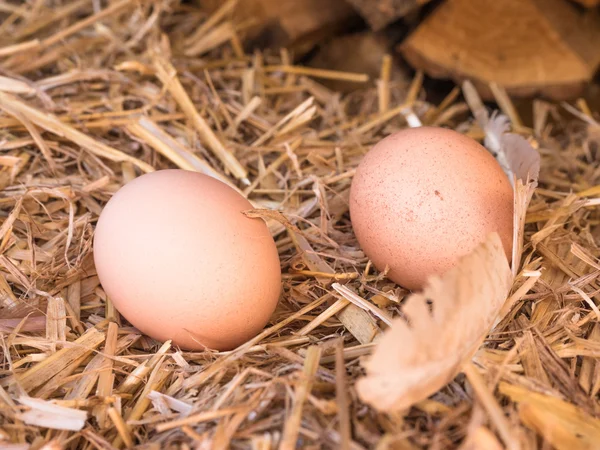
[
  {"left": 349, "top": 127, "right": 513, "bottom": 290},
  {"left": 93, "top": 170, "right": 281, "bottom": 350}
]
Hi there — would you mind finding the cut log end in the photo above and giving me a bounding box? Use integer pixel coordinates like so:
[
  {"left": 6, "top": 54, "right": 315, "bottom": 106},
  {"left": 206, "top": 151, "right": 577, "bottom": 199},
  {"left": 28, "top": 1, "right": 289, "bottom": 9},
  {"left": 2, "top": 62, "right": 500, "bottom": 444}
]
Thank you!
[
  {"left": 399, "top": 0, "right": 600, "bottom": 100},
  {"left": 196, "top": 0, "right": 357, "bottom": 52}
]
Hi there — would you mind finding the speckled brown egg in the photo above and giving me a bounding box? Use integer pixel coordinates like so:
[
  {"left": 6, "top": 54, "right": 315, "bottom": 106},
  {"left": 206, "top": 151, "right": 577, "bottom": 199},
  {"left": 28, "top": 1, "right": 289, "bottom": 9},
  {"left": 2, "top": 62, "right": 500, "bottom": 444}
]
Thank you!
[
  {"left": 349, "top": 127, "right": 513, "bottom": 290},
  {"left": 93, "top": 170, "right": 282, "bottom": 351}
]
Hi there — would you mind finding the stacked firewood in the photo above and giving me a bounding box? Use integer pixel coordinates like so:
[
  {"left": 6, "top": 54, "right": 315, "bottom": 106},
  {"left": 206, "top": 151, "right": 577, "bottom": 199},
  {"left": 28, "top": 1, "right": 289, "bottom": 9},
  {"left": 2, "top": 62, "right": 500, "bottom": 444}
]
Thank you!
[{"left": 198, "top": 0, "right": 600, "bottom": 100}]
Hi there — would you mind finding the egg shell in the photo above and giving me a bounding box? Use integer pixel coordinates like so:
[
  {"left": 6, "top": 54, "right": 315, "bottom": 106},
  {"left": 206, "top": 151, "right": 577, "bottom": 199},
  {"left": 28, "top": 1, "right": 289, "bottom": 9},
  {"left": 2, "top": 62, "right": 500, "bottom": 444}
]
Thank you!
[
  {"left": 93, "top": 170, "right": 281, "bottom": 350},
  {"left": 349, "top": 127, "right": 513, "bottom": 290}
]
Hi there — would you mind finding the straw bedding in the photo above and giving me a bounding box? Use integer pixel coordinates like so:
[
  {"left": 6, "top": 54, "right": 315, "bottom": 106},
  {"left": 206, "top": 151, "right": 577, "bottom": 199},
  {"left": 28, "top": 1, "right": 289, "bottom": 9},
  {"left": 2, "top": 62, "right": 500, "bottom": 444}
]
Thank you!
[{"left": 1, "top": 1, "right": 600, "bottom": 449}]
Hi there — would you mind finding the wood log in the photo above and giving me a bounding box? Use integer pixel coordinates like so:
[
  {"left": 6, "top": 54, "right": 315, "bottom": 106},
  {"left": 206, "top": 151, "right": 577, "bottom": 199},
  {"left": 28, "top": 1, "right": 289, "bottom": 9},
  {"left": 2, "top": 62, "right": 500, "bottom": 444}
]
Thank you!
[
  {"left": 196, "top": 0, "right": 357, "bottom": 52},
  {"left": 346, "top": 0, "right": 432, "bottom": 30},
  {"left": 399, "top": 0, "right": 600, "bottom": 100},
  {"left": 570, "top": 0, "right": 600, "bottom": 7},
  {"left": 308, "top": 32, "right": 408, "bottom": 92}
]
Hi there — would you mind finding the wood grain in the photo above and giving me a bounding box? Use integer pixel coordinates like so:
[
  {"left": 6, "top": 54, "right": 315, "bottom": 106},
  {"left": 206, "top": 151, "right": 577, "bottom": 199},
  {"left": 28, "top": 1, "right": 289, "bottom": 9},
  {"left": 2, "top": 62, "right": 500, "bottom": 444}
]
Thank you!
[
  {"left": 399, "top": 0, "right": 600, "bottom": 100},
  {"left": 198, "top": 0, "right": 356, "bottom": 49}
]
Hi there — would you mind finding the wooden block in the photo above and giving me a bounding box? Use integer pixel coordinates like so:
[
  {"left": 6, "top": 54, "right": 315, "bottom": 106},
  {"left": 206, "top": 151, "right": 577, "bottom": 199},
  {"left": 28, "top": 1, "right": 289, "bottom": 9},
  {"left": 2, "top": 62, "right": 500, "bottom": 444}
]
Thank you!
[
  {"left": 198, "top": 0, "right": 357, "bottom": 50},
  {"left": 570, "top": 0, "right": 600, "bottom": 7},
  {"left": 346, "top": 0, "right": 432, "bottom": 30},
  {"left": 308, "top": 32, "right": 408, "bottom": 92},
  {"left": 399, "top": 0, "right": 600, "bottom": 100}
]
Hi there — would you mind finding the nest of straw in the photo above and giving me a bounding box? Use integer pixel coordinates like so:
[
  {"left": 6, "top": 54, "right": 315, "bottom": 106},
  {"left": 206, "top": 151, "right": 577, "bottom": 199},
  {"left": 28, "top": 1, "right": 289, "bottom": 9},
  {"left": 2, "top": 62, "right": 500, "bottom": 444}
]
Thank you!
[{"left": 1, "top": 1, "right": 600, "bottom": 449}]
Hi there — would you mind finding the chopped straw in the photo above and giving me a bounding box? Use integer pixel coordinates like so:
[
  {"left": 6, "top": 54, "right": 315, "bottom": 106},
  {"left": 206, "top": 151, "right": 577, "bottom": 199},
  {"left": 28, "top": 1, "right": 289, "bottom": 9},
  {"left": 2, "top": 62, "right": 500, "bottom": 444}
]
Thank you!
[{"left": 1, "top": 1, "right": 599, "bottom": 449}]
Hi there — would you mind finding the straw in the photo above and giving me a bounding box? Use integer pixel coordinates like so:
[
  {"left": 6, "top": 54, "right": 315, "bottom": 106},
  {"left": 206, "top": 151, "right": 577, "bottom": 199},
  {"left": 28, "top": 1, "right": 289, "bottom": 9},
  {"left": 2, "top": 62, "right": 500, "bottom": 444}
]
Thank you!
[{"left": 1, "top": 1, "right": 599, "bottom": 448}]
